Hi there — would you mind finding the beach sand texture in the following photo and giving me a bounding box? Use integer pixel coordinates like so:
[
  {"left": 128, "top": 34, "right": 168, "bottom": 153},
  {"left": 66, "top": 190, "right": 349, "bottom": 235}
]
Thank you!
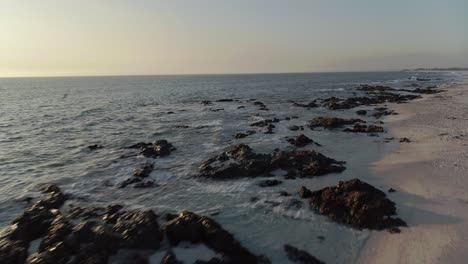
[{"left": 359, "top": 74, "right": 468, "bottom": 264}]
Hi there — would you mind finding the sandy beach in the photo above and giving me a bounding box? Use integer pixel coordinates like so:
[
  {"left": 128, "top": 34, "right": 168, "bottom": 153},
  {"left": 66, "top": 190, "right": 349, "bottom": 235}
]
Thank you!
[{"left": 359, "top": 73, "right": 468, "bottom": 264}]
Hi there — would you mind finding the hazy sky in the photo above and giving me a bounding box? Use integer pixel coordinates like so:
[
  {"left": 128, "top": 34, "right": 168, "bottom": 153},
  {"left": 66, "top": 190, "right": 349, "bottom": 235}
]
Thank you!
[{"left": 1, "top": 0, "right": 467, "bottom": 77}]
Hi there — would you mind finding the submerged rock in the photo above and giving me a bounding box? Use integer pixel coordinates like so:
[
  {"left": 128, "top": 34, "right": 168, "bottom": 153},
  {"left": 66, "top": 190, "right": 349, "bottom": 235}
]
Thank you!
[
  {"left": 87, "top": 144, "right": 103, "bottom": 151},
  {"left": 399, "top": 137, "right": 411, "bottom": 143},
  {"left": 355, "top": 110, "right": 367, "bottom": 116},
  {"left": 308, "top": 179, "right": 406, "bottom": 230},
  {"left": 198, "top": 144, "right": 345, "bottom": 179},
  {"left": 284, "top": 244, "right": 325, "bottom": 264},
  {"left": 133, "top": 163, "right": 154, "bottom": 178},
  {"left": 257, "top": 180, "right": 282, "bottom": 187}
]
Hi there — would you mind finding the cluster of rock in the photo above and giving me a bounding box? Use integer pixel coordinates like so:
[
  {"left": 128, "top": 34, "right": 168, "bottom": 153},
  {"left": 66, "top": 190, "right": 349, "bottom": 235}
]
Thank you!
[
  {"left": 0, "top": 186, "right": 268, "bottom": 264},
  {"left": 198, "top": 144, "right": 345, "bottom": 179},
  {"left": 308, "top": 117, "right": 365, "bottom": 130},
  {"left": 127, "top": 140, "right": 176, "bottom": 158},
  {"left": 299, "top": 179, "right": 406, "bottom": 232}
]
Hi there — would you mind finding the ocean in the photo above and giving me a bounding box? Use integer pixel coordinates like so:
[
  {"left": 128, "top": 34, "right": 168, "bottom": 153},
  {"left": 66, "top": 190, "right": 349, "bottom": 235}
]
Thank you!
[{"left": 0, "top": 71, "right": 460, "bottom": 263}]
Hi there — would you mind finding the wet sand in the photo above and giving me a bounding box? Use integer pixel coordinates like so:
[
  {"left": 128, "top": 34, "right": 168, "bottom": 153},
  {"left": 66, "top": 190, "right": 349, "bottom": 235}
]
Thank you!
[{"left": 359, "top": 73, "right": 468, "bottom": 263}]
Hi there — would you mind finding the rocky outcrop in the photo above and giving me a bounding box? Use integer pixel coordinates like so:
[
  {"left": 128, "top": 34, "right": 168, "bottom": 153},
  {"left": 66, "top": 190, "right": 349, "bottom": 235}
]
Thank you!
[
  {"left": 308, "top": 117, "right": 364, "bottom": 130},
  {"left": 305, "top": 179, "right": 406, "bottom": 230},
  {"left": 198, "top": 144, "right": 345, "bottom": 179},
  {"left": 284, "top": 244, "right": 325, "bottom": 264},
  {"left": 163, "top": 211, "right": 269, "bottom": 264},
  {"left": 257, "top": 180, "right": 282, "bottom": 187}
]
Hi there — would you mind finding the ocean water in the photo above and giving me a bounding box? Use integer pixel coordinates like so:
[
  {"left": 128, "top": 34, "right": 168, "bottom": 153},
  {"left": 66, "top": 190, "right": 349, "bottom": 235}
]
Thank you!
[{"left": 0, "top": 71, "right": 459, "bottom": 263}]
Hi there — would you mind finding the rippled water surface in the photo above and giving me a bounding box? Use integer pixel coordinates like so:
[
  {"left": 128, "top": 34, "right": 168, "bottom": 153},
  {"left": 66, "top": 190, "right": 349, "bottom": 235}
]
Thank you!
[{"left": 0, "top": 72, "right": 459, "bottom": 263}]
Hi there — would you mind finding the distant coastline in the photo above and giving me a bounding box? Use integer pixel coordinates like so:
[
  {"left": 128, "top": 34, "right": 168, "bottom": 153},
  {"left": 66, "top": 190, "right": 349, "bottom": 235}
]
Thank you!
[{"left": 402, "top": 67, "right": 468, "bottom": 72}]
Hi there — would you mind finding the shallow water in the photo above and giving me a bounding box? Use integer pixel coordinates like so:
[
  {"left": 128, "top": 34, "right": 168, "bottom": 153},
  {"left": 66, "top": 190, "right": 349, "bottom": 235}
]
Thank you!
[{"left": 0, "top": 71, "right": 459, "bottom": 263}]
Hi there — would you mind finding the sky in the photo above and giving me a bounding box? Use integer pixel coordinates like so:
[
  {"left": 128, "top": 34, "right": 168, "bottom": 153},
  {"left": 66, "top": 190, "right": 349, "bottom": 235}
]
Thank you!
[{"left": 0, "top": 0, "right": 467, "bottom": 77}]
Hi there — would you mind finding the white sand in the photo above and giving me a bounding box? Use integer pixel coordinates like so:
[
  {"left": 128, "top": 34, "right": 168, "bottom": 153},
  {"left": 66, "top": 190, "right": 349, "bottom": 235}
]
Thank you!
[{"left": 358, "top": 74, "right": 468, "bottom": 264}]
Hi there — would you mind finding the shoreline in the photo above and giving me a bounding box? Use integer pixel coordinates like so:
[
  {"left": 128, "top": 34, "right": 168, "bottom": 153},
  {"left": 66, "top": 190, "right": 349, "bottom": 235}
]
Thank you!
[{"left": 359, "top": 73, "right": 468, "bottom": 263}]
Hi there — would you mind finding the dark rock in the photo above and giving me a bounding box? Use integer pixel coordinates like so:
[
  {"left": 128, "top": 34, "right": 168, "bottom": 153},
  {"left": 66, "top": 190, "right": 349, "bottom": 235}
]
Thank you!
[
  {"left": 88, "top": 144, "right": 103, "bottom": 151},
  {"left": 287, "top": 134, "right": 320, "bottom": 147},
  {"left": 343, "top": 124, "right": 384, "bottom": 133},
  {"left": 216, "top": 99, "right": 234, "bottom": 102},
  {"left": 161, "top": 250, "right": 182, "bottom": 264},
  {"left": 288, "top": 126, "right": 300, "bottom": 131},
  {"left": 284, "top": 244, "right": 325, "bottom": 264},
  {"left": 163, "top": 211, "right": 267, "bottom": 264},
  {"left": 133, "top": 163, "right": 154, "bottom": 178},
  {"left": 290, "top": 100, "right": 318, "bottom": 108},
  {"left": 113, "top": 210, "right": 163, "bottom": 250},
  {"left": 250, "top": 118, "right": 280, "bottom": 127},
  {"left": 235, "top": 131, "right": 256, "bottom": 139},
  {"left": 388, "top": 188, "right": 396, "bottom": 193},
  {"left": 308, "top": 179, "right": 407, "bottom": 230},
  {"left": 399, "top": 137, "right": 411, "bottom": 143},
  {"left": 133, "top": 181, "right": 157, "bottom": 188},
  {"left": 201, "top": 100, "right": 212, "bottom": 105},
  {"left": 279, "top": 191, "right": 290, "bottom": 197},
  {"left": 139, "top": 140, "right": 176, "bottom": 158},
  {"left": 0, "top": 240, "right": 28, "bottom": 264},
  {"left": 356, "top": 110, "right": 367, "bottom": 115},
  {"left": 308, "top": 117, "right": 364, "bottom": 130},
  {"left": 237, "top": 106, "right": 246, "bottom": 109},
  {"left": 199, "top": 144, "right": 345, "bottom": 179},
  {"left": 119, "top": 177, "right": 142, "bottom": 189},
  {"left": 257, "top": 180, "right": 282, "bottom": 187},
  {"left": 299, "top": 186, "right": 312, "bottom": 199},
  {"left": 209, "top": 108, "right": 224, "bottom": 112}
]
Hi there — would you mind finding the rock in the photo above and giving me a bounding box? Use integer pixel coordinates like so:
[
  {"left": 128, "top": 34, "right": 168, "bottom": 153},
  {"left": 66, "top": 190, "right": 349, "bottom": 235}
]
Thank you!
[
  {"left": 237, "top": 106, "right": 245, "bottom": 109},
  {"left": 399, "top": 137, "right": 411, "bottom": 143},
  {"left": 343, "top": 124, "right": 384, "bottom": 133},
  {"left": 199, "top": 144, "right": 345, "bottom": 179},
  {"left": 132, "top": 140, "right": 176, "bottom": 158},
  {"left": 299, "top": 186, "right": 312, "bottom": 199},
  {"left": 290, "top": 100, "right": 318, "bottom": 108},
  {"left": 216, "top": 99, "right": 234, "bottom": 102},
  {"left": 133, "top": 163, "right": 154, "bottom": 178},
  {"left": 163, "top": 211, "right": 267, "bottom": 264},
  {"left": 288, "top": 126, "right": 300, "bottom": 131},
  {"left": 119, "top": 177, "right": 142, "bottom": 188},
  {"left": 201, "top": 100, "right": 212, "bottom": 105},
  {"left": 88, "top": 144, "right": 103, "bottom": 151},
  {"left": 160, "top": 250, "right": 182, "bottom": 264},
  {"left": 357, "top": 84, "right": 395, "bottom": 92},
  {"left": 209, "top": 108, "right": 224, "bottom": 112},
  {"left": 271, "top": 150, "right": 345, "bottom": 177},
  {"left": 235, "top": 131, "right": 255, "bottom": 139},
  {"left": 308, "top": 117, "right": 364, "bottom": 130},
  {"left": 250, "top": 118, "right": 280, "bottom": 127},
  {"left": 133, "top": 181, "right": 157, "bottom": 188},
  {"left": 0, "top": 240, "right": 28, "bottom": 264},
  {"left": 113, "top": 210, "right": 163, "bottom": 249},
  {"left": 284, "top": 244, "right": 325, "bottom": 264},
  {"left": 308, "top": 179, "right": 407, "bottom": 230},
  {"left": 257, "top": 180, "right": 282, "bottom": 187},
  {"left": 356, "top": 110, "right": 367, "bottom": 115},
  {"left": 287, "top": 134, "right": 320, "bottom": 147},
  {"left": 278, "top": 191, "right": 290, "bottom": 197},
  {"left": 388, "top": 188, "right": 396, "bottom": 193},
  {"left": 321, "top": 92, "right": 420, "bottom": 110}
]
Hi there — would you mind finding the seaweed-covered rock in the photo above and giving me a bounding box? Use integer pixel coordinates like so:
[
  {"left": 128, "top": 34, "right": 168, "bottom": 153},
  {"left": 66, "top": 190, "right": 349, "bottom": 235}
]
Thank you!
[
  {"left": 284, "top": 244, "right": 325, "bottom": 264},
  {"left": 308, "top": 179, "right": 406, "bottom": 230},
  {"left": 308, "top": 117, "right": 364, "bottom": 130},
  {"left": 163, "top": 211, "right": 268, "bottom": 264}
]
